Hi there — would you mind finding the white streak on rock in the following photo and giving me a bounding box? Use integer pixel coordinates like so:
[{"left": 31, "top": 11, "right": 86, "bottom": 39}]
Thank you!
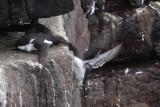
[
  {"left": 32, "top": 74, "right": 39, "bottom": 107},
  {"left": 26, "top": 61, "right": 43, "bottom": 69},
  {"left": 0, "top": 69, "right": 7, "bottom": 107},
  {"left": 19, "top": 92, "right": 22, "bottom": 107},
  {"left": 44, "top": 67, "right": 56, "bottom": 106}
]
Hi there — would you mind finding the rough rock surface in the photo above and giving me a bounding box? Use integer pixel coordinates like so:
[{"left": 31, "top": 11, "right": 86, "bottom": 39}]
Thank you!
[
  {"left": 0, "top": 32, "right": 82, "bottom": 107},
  {"left": 63, "top": 0, "right": 90, "bottom": 55},
  {"left": 0, "top": 0, "right": 90, "bottom": 105},
  {"left": 87, "top": 1, "right": 160, "bottom": 58},
  {"left": 1, "top": 0, "right": 160, "bottom": 107},
  {"left": 82, "top": 1, "right": 160, "bottom": 107},
  {"left": 82, "top": 59, "right": 160, "bottom": 107}
]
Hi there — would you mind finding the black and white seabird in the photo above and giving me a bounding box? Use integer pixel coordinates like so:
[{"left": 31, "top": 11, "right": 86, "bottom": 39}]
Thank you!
[
  {"left": 14, "top": 20, "right": 75, "bottom": 62},
  {"left": 14, "top": 33, "right": 69, "bottom": 62}
]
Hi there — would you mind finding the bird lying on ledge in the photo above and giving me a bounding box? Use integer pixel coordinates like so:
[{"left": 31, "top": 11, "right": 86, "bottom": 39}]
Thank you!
[
  {"left": 14, "top": 20, "right": 71, "bottom": 63},
  {"left": 14, "top": 32, "right": 70, "bottom": 63}
]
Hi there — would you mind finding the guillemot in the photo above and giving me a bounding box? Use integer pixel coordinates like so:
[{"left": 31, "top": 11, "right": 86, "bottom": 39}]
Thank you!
[
  {"left": 14, "top": 21, "right": 72, "bottom": 63},
  {"left": 14, "top": 32, "right": 69, "bottom": 62}
]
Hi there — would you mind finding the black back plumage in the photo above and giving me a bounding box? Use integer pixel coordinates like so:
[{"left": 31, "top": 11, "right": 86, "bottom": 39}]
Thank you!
[{"left": 15, "top": 33, "right": 52, "bottom": 48}]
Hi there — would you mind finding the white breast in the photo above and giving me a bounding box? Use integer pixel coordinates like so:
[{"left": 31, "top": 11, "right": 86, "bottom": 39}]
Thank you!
[
  {"left": 18, "top": 38, "right": 37, "bottom": 52},
  {"left": 74, "top": 56, "right": 86, "bottom": 85},
  {"left": 18, "top": 43, "right": 37, "bottom": 52}
]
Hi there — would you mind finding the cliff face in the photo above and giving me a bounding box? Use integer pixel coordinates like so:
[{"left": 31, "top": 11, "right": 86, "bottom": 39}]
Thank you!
[
  {"left": 0, "top": 0, "right": 89, "bottom": 106},
  {"left": 63, "top": 0, "right": 90, "bottom": 55},
  {"left": 82, "top": 1, "right": 160, "bottom": 107},
  {"left": 0, "top": 32, "right": 83, "bottom": 107},
  {"left": 0, "top": 46, "right": 75, "bottom": 107},
  {"left": 1, "top": 0, "right": 160, "bottom": 107}
]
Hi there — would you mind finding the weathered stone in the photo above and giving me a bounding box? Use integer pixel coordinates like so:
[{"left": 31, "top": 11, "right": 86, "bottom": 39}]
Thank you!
[
  {"left": 0, "top": 32, "right": 81, "bottom": 107},
  {"left": 86, "top": 1, "right": 160, "bottom": 60},
  {"left": 83, "top": 60, "right": 160, "bottom": 107},
  {"left": 0, "top": 0, "right": 89, "bottom": 106},
  {"left": 0, "top": 0, "right": 74, "bottom": 26},
  {"left": 82, "top": 1, "right": 160, "bottom": 107},
  {"left": 1, "top": 0, "right": 160, "bottom": 107},
  {"left": 63, "top": 0, "right": 90, "bottom": 55}
]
